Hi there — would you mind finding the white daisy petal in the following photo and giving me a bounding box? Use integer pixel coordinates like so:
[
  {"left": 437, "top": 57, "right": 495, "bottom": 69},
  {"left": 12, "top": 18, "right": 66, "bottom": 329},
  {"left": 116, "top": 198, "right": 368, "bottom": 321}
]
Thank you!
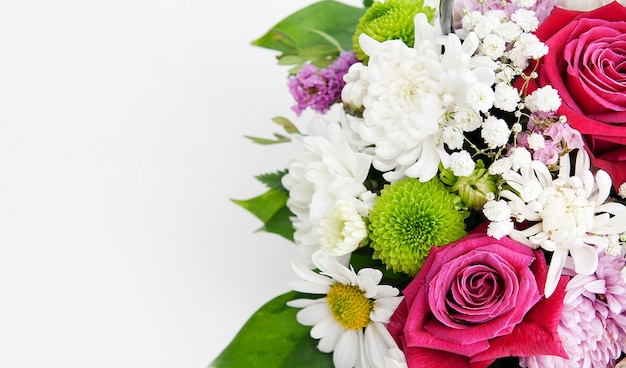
[
  {"left": 287, "top": 298, "right": 324, "bottom": 309},
  {"left": 296, "top": 302, "right": 331, "bottom": 326},
  {"left": 333, "top": 330, "right": 360, "bottom": 368},
  {"left": 289, "top": 280, "right": 331, "bottom": 295},
  {"left": 317, "top": 323, "right": 344, "bottom": 353}
]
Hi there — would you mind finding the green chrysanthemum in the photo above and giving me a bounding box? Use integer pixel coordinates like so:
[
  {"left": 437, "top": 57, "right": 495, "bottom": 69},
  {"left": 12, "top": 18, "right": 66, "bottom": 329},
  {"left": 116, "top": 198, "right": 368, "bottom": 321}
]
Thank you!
[
  {"left": 353, "top": 0, "right": 435, "bottom": 63},
  {"left": 368, "top": 178, "right": 468, "bottom": 276}
]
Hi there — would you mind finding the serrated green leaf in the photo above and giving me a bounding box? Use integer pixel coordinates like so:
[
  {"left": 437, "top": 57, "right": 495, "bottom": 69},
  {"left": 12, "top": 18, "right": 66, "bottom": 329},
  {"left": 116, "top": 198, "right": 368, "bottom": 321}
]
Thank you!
[
  {"left": 251, "top": 0, "right": 365, "bottom": 53},
  {"left": 209, "top": 292, "right": 334, "bottom": 368},
  {"left": 232, "top": 189, "right": 295, "bottom": 241},
  {"left": 255, "top": 170, "right": 289, "bottom": 191}
]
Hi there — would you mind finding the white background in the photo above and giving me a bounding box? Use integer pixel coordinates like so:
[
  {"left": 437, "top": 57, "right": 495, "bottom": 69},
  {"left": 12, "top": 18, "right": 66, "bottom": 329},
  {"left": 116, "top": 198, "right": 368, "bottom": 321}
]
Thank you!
[{"left": 0, "top": 1, "right": 360, "bottom": 367}]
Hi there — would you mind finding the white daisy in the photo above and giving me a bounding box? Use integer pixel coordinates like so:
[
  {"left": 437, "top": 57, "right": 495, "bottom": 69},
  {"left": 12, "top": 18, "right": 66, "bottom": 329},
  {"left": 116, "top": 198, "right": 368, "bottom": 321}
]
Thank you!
[
  {"left": 288, "top": 252, "right": 403, "bottom": 368},
  {"left": 499, "top": 149, "right": 626, "bottom": 297}
]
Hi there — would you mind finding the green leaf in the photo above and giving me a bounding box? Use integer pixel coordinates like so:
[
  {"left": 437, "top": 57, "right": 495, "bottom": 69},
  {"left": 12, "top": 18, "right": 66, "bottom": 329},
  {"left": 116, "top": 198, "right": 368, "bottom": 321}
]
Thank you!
[
  {"left": 244, "top": 133, "right": 291, "bottom": 145},
  {"left": 209, "top": 292, "right": 334, "bottom": 368},
  {"left": 261, "top": 205, "right": 295, "bottom": 241},
  {"left": 271, "top": 116, "right": 300, "bottom": 135},
  {"left": 255, "top": 170, "right": 289, "bottom": 191},
  {"left": 232, "top": 189, "right": 295, "bottom": 241},
  {"left": 251, "top": 0, "right": 365, "bottom": 53}
]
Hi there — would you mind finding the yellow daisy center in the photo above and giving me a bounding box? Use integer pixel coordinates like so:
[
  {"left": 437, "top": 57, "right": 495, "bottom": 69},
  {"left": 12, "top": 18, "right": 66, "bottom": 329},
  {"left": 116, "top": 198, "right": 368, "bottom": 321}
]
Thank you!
[{"left": 326, "top": 283, "right": 374, "bottom": 330}]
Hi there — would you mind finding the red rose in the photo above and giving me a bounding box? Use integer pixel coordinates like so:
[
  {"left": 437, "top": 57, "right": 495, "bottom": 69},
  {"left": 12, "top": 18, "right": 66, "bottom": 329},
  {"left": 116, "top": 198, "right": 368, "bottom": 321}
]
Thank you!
[
  {"left": 387, "top": 233, "right": 568, "bottom": 368},
  {"left": 530, "top": 2, "right": 626, "bottom": 189}
]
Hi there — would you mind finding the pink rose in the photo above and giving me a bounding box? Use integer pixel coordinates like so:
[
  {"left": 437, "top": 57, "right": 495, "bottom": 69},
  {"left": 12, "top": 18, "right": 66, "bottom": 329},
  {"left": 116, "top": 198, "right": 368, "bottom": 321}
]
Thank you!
[
  {"left": 530, "top": 2, "right": 626, "bottom": 189},
  {"left": 388, "top": 233, "right": 568, "bottom": 368}
]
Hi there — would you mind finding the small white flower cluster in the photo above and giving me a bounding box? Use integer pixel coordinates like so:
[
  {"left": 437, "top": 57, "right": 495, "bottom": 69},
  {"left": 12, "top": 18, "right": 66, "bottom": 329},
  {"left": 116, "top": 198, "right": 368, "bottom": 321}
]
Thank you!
[
  {"left": 443, "top": 7, "right": 551, "bottom": 178},
  {"left": 462, "top": 8, "right": 547, "bottom": 69}
]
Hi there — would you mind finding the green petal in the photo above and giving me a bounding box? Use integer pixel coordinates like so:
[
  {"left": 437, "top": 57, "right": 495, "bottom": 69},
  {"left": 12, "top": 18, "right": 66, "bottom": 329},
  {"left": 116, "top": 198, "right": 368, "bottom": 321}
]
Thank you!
[{"left": 368, "top": 178, "right": 468, "bottom": 276}]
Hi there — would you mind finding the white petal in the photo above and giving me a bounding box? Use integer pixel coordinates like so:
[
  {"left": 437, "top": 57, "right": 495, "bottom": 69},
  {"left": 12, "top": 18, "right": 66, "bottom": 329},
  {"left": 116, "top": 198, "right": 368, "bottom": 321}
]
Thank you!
[
  {"left": 318, "top": 323, "right": 344, "bottom": 353},
  {"left": 287, "top": 298, "right": 324, "bottom": 308},
  {"left": 311, "top": 315, "right": 340, "bottom": 340},
  {"left": 545, "top": 248, "right": 568, "bottom": 298},
  {"left": 364, "top": 324, "right": 390, "bottom": 367},
  {"left": 289, "top": 280, "right": 331, "bottom": 295},
  {"left": 413, "top": 13, "right": 435, "bottom": 47},
  {"left": 333, "top": 329, "right": 360, "bottom": 368},
  {"left": 296, "top": 302, "right": 331, "bottom": 326},
  {"left": 359, "top": 33, "right": 381, "bottom": 58},
  {"left": 570, "top": 244, "right": 598, "bottom": 275},
  {"left": 292, "top": 260, "right": 332, "bottom": 286}
]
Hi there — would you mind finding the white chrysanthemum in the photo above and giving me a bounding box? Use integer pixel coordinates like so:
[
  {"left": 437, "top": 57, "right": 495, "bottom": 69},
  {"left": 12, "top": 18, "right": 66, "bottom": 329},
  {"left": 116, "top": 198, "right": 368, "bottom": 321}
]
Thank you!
[
  {"left": 494, "top": 82, "right": 521, "bottom": 112},
  {"left": 282, "top": 119, "right": 373, "bottom": 257},
  {"left": 449, "top": 150, "right": 475, "bottom": 177},
  {"left": 525, "top": 85, "right": 561, "bottom": 112},
  {"left": 288, "top": 252, "right": 404, "bottom": 368},
  {"left": 499, "top": 149, "right": 626, "bottom": 297},
  {"left": 318, "top": 198, "right": 368, "bottom": 257},
  {"left": 481, "top": 116, "right": 511, "bottom": 148},
  {"left": 342, "top": 13, "right": 495, "bottom": 182}
]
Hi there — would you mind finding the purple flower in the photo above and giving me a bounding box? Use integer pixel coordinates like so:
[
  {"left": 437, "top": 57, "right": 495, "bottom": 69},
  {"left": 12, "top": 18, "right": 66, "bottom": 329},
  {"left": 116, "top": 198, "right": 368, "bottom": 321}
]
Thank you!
[
  {"left": 520, "top": 252, "right": 626, "bottom": 368},
  {"left": 543, "top": 123, "right": 584, "bottom": 150},
  {"left": 287, "top": 51, "right": 357, "bottom": 116}
]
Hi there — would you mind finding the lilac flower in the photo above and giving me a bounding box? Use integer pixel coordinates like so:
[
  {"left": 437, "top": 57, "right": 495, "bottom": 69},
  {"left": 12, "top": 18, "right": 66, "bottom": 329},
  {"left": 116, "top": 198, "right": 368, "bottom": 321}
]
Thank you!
[
  {"left": 287, "top": 51, "right": 357, "bottom": 116},
  {"left": 544, "top": 123, "right": 584, "bottom": 150}
]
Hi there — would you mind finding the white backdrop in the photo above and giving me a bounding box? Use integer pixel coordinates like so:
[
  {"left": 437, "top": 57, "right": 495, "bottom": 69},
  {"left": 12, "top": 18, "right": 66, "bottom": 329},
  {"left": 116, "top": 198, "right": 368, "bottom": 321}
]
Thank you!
[{"left": 0, "top": 1, "right": 360, "bottom": 367}]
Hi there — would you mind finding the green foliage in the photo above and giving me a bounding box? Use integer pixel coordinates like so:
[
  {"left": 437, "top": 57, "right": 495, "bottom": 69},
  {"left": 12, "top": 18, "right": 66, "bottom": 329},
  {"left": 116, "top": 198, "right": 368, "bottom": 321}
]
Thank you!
[
  {"left": 255, "top": 170, "right": 289, "bottom": 192},
  {"left": 244, "top": 117, "right": 300, "bottom": 145},
  {"left": 251, "top": 0, "right": 365, "bottom": 70},
  {"left": 209, "top": 292, "right": 334, "bottom": 368},
  {"left": 231, "top": 189, "right": 295, "bottom": 241}
]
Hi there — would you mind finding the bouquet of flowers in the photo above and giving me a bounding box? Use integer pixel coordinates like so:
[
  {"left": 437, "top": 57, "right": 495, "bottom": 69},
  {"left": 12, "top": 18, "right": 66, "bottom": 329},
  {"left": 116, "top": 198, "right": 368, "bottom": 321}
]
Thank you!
[{"left": 211, "top": 0, "right": 626, "bottom": 367}]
